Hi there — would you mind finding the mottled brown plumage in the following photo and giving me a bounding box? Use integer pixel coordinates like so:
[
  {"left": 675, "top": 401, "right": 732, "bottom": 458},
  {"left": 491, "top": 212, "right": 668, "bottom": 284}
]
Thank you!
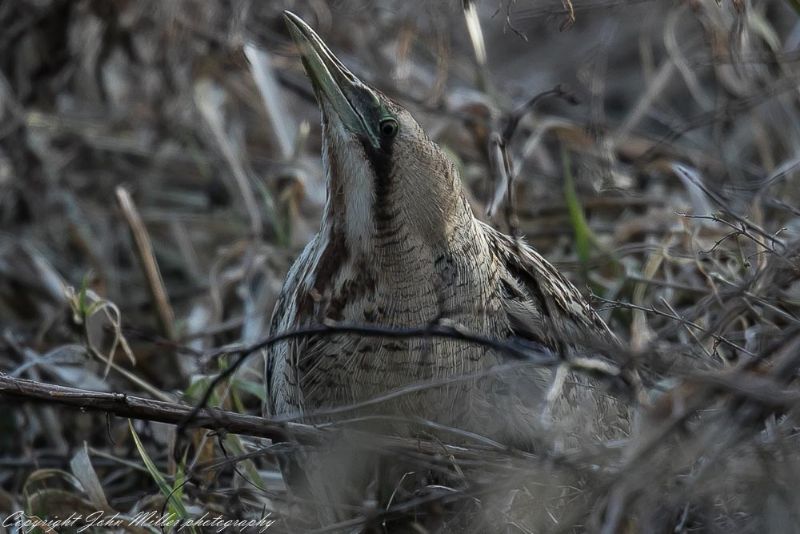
[{"left": 265, "top": 12, "right": 622, "bottom": 444}]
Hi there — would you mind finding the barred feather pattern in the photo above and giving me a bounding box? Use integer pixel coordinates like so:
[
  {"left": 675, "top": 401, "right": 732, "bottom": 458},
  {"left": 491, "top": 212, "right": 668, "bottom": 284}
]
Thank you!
[{"left": 265, "top": 182, "right": 622, "bottom": 444}]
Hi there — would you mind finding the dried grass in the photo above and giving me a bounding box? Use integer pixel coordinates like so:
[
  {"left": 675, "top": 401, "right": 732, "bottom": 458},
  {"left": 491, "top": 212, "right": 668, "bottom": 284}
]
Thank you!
[{"left": 2, "top": 0, "right": 800, "bottom": 532}]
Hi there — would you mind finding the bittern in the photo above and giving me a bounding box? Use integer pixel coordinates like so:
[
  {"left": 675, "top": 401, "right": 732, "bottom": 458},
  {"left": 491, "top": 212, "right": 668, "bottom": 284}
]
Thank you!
[{"left": 266, "top": 12, "right": 623, "bottom": 444}]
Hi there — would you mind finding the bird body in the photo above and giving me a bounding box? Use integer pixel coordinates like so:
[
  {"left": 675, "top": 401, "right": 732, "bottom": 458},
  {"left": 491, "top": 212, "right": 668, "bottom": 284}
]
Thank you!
[
  {"left": 267, "top": 199, "right": 506, "bottom": 421},
  {"left": 266, "top": 13, "right": 621, "bottom": 442}
]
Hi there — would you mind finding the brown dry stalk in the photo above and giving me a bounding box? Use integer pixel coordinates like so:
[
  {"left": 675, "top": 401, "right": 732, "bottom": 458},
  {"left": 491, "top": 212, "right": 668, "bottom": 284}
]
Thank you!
[
  {"left": 0, "top": 373, "right": 315, "bottom": 443},
  {"left": 115, "top": 186, "right": 177, "bottom": 341},
  {"left": 0, "top": 374, "right": 544, "bottom": 467}
]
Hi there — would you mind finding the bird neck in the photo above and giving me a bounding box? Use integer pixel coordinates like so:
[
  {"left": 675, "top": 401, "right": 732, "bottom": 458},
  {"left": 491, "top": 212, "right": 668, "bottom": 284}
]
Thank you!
[{"left": 320, "top": 161, "right": 471, "bottom": 259}]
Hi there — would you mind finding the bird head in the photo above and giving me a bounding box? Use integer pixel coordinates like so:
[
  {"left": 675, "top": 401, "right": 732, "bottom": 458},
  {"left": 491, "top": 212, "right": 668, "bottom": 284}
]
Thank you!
[{"left": 284, "top": 12, "right": 466, "bottom": 252}]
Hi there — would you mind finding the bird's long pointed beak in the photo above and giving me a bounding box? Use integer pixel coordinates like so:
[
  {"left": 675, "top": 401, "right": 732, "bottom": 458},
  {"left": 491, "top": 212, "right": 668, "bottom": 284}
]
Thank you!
[{"left": 284, "top": 11, "right": 381, "bottom": 149}]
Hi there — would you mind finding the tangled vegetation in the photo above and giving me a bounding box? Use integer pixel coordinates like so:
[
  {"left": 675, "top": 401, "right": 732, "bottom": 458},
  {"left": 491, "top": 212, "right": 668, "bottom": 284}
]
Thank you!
[{"left": 2, "top": 0, "right": 800, "bottom": 532}]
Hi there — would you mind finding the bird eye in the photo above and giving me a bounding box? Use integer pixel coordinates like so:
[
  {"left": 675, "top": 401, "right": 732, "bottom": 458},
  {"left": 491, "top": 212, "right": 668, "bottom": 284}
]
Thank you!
[{"left": 379, "top": 118, "right": 399, "bottom": 138}]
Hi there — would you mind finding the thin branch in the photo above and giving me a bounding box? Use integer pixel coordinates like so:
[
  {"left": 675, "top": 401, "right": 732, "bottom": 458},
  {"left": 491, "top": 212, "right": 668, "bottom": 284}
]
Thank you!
[
  {"left": 595, "top": 296, "right": 755, "bottom": 356},
  {"left": 182, "top": 320, "right": 564, "bottom": 434},
  {"left": 0, "top": 373, "right": 317, "bottom": 444},
  {"left": 0, "top": 374, "right": 559, "bottom": 469}
]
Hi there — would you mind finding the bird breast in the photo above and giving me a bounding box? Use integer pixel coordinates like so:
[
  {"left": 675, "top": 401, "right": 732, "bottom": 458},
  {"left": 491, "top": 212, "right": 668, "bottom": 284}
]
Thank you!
[{"left": 286, "top": 214, "right": 512, "bottom": 420}]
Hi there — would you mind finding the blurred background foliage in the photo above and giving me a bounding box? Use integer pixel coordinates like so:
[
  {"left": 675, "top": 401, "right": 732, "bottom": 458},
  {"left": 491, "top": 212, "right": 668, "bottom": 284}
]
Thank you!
[{"left": 3, "top": 0, "right": 800, "bottom": 531}]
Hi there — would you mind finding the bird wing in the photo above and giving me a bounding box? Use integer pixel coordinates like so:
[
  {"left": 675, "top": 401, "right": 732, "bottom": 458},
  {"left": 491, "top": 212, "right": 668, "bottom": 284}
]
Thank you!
[
  {"left": 264, "top": 235, "right": 321, "bottom": 417},
  {"left": 478, "top": 221, "right": 616, "bottom": 351}
]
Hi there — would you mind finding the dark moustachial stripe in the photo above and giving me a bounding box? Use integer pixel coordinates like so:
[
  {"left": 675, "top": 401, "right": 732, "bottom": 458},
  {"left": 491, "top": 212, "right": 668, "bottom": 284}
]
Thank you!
[{"left": 360, "top": 133, "right": 395, "bottom": 229}]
